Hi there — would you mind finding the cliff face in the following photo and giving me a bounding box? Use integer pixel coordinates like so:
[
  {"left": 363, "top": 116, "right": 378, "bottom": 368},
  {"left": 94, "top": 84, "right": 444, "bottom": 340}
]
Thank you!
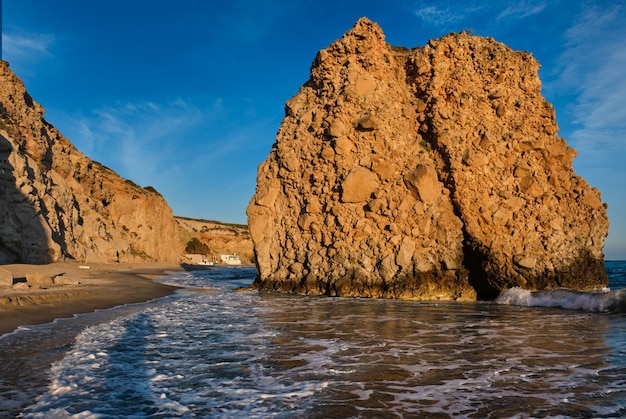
[
  {"left": 247, "top": 18, "right": 609, "bottom": 300},
  {"left": 0, "top": 61, "right": 183, "bottom": 263}
]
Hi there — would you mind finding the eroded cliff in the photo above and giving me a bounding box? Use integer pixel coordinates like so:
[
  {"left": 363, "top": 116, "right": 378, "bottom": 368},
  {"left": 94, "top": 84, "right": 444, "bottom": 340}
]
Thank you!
[
  {"left": 0, "top": 61, "right": 182, "bottom": 263},
  {"left": 247, "top": 18, "right": 608, "bottom": 300}
]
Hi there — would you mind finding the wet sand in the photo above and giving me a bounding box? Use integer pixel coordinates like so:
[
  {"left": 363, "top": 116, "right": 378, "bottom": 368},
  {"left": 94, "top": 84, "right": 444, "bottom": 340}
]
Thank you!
[{"left": 0, "top": 262, "right": 183, "bottom": 336}]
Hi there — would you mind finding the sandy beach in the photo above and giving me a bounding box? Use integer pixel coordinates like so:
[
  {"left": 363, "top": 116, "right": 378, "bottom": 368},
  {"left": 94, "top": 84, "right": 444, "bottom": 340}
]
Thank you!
[{"left": 0, "top": 262, "right": 183, "bottom": 336}]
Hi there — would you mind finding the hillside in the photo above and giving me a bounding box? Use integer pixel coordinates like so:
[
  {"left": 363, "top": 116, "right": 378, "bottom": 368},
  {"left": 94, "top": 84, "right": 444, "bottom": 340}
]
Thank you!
[
  {"left": 176, "top": 217, "right": 253, "bottom": 264},
  {"left": 0, "top": 61, "right": 182, "bottom": 263}
]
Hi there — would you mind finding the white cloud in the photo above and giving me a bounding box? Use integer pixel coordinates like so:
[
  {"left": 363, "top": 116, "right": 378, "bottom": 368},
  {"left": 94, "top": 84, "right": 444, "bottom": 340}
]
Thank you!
[
  {"left": 414, "top": 5, "right": 464, "bottom": 26},
  {"left": 413, "top": 2, "right": 490, "bottom": 27},
  {"left": 413, "top": 0, "right": 548, "bottom": 27},
  {"left": 497, "top": 1, "right": 548, "bottom": 20},
  {"left": 2, "top": 31, "right": 55, "bottom": 61},
  {"left": 575, "top": 49, "right": 626, "bottom": 130},
  {"left": 556, "top": 2, "right": 626, "bottom": 259},
  {"left": 557, "top": 4, "right": 626, "bottom": 159},
  {"left": 569, "top": 128, "right": 625, "bottom": 164},
  {"left": 63, "top": 99, "right": 219, "bottom": 185},
  {"left": 48, "top": 94, "right": 277, "bottom": 222},
  {"left": 556, "top": 5, "right": 623, "bottom": 85}
]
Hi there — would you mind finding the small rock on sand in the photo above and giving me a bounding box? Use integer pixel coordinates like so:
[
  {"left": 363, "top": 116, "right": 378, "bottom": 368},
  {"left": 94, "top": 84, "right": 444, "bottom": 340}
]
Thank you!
[{"left": 0, "top": 269, "right": 13, "bottom": 288}]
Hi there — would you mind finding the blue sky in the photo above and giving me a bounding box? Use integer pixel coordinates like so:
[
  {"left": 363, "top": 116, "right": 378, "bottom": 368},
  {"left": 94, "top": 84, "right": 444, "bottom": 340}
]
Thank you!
[{"left": 3, "top": 0, "right": 625, "bottom": 259}]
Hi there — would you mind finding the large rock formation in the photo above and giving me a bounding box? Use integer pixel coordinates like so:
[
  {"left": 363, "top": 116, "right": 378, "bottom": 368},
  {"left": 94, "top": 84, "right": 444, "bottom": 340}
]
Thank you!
[
  {"left": 0, "top": 61, "right": 183, "bottom": 263},
  {"left": 247, "top": 18, "right": 609, "bottom": 300}
]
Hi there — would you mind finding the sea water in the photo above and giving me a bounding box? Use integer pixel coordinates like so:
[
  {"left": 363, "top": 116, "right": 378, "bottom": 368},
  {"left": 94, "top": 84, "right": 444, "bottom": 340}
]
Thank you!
[{"left": 1, "top": 262, "right": 625, "bottom": 418}]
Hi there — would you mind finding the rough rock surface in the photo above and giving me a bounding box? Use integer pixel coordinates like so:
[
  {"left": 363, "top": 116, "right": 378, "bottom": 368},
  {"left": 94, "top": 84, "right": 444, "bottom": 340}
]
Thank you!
[
  {"left": 0, "top": 61, "right": 183, "bottom": 263},
  {"left": 247, "top": 18, "right": 608, "bottom": 300}
]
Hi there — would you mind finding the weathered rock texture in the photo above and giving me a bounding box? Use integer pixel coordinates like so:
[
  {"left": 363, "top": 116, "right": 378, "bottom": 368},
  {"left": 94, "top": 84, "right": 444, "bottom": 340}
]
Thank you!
[
  {"left": 0, "top": 61, "right": 183, "bottom": 263},
  {"left": 247, "top": 18, "right": 609, "bottom": 300}
]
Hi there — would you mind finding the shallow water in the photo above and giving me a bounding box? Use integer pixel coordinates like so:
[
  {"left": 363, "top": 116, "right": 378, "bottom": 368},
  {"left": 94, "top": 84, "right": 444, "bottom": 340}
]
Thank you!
[{"left": 1, "top": 263, "right": 626, "bottom": 418}]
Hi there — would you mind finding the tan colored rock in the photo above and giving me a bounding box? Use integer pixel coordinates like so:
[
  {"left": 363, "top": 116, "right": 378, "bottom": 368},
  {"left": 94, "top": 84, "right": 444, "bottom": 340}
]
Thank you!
[
  {"left": 26, "top": 272, "right": 53, "bottom": 289},
  {"left": 334, "top": 137, "right": 354, "bottom": 155},
  {"left": 353, "top": 73, "right": 377, "bottom": 96},
  {"left": 419, "top": 29, "right": 608, "bottom": 297},
  {"left": 404, "top": 165, "right": 440, "bottom": 203},
  {"left": 328, "top": 119, "right": 346, "bottom": 138},
  {"left": 0, "top": 61, "right": 183, "bottom": 263},
  {"left": 0, "top": 269, "right": 13, "bottom": 287},
  {"left": 355, "top": 116, "right": 378, "bottom": 131},
  {"left": 247, "top": 18, "right": 608, "bottom": 300},
  {"left": 341, "top": 168, "right": 378, "bottom": 203}
]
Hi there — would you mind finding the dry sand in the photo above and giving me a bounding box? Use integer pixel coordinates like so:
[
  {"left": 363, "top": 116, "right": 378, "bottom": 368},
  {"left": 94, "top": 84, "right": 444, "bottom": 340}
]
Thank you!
[{"left": 0, "top": 262, "right": 183, "bottom": 335}]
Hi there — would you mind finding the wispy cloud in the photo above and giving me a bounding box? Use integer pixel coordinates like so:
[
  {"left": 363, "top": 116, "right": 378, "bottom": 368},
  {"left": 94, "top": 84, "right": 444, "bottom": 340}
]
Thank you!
[
  {"left": 63, "top": 99, "right": 220, "bottom": 185},
  {"left": 556, "top": 4, "right": 626, "bottom": 161},
  {"left": 413, "top": 5, "right": 466, "bottom": 26},
  {"left": 413, "top": 2, "right": 487, "bottom": 27},
  {"left": 412, "top": 0, "right": 548, "bottom": 27},
  {"left": 2, "top": 30, "right": 55, "bottom": 61},
  {"left": 53, "top": 96, "right": 274, "bottom": 221},
  {"left": 554, "top": 3, "right": 626, "bottom": 257},
  {"left": 497, "top": 1, "right": 548, "bottom": 20}
]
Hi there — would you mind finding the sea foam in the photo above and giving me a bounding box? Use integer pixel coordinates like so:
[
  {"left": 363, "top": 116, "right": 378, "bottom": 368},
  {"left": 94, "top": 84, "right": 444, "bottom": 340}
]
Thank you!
[
  {"left": 14, "top": 266, "right": 626, "bottom": 418},
  {"left": 496, "top": 287, "right": 626, "bottom": 312}
]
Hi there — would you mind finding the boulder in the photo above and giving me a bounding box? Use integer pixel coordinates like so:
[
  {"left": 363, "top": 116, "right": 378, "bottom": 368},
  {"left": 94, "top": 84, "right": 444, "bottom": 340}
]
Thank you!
[
  {"left": 0, "top": 269, "right": 13, "bottom": 287},
  {"left": 26, "top": 272, "right": 53, "bottom": 289},
  {"left": 341, "top": 168, "right": 378, "bottom": 203}
]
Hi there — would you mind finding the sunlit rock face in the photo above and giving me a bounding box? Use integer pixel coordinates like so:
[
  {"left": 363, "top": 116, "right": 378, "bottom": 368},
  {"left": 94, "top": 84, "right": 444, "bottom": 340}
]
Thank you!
[
  {"left": 247, "top": 18, "right": 608, "bottom": 300},
  {"left": 0, "top": 61, "right": 182, "bottom": 263}
]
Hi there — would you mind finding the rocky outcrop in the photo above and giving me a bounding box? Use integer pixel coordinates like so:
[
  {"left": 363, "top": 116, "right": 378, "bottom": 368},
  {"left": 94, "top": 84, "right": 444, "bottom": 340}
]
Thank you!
[
  {"left": 0, "top": 61, "right": 183, "bottom": 263},
  {"left": 247, "top": 18, "right": 609, "bottom": 300}
]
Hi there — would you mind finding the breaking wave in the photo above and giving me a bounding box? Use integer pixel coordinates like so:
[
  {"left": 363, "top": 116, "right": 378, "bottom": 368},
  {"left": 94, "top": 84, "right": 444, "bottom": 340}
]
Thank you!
[
  {"left": 496, "top": 287, "right": 626, "bottom": 313},
  {"left": 5, "top": 262, "right": 626, "bottom": 417}
]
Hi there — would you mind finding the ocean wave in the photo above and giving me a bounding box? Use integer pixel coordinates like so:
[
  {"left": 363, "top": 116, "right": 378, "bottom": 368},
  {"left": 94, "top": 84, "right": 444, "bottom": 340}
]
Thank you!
[{"left": 496, "top": 287, "right": 626, "bottom": 313}]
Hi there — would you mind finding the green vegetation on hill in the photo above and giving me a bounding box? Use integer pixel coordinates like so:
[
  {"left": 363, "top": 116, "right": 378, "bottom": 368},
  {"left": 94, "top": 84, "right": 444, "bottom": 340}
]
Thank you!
[{"left": 184, "top": 237, "right": 209, "bottom": 255}]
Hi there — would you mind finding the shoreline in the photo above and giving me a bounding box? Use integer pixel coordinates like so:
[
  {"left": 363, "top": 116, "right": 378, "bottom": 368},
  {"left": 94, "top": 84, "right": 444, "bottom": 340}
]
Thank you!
[{"left": 0, "top": 262, "right": 183, "bottom": 336}]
